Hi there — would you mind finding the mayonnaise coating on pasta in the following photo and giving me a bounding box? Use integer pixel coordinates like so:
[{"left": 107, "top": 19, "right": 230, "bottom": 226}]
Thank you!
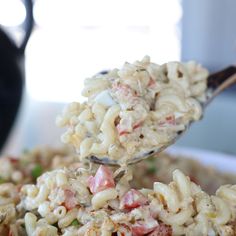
[
  {"left": 1, "top": 165, "right": 236, "bottom": 236},
  {"left": 57, "top": 56, "right": 209, "bottom": 163}
]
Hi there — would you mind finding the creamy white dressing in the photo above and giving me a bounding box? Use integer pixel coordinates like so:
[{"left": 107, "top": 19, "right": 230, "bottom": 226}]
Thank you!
[{"left": 57, "top": 56, "right": 209, "bottom": 164}]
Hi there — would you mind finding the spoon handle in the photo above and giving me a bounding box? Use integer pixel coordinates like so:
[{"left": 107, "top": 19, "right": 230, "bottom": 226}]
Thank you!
[{"left": 205, "top": 66, "right": 236, "bottom": 106}]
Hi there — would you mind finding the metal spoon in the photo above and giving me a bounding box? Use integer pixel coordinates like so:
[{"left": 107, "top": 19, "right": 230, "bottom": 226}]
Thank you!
[{"left": 88, "top": 66, "right": 236, "bottom": 166}]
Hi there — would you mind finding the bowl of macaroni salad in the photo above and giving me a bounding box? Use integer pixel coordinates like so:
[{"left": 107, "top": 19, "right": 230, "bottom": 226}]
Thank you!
[
  {"left": 0, "top": 147, "right": 236, "bottom": 235},
  {"left": 56, "top": 56, "right": 209, "bottom": 164},
  {"left": 0, "top": 158, "right": 236, "bottom": 236}
]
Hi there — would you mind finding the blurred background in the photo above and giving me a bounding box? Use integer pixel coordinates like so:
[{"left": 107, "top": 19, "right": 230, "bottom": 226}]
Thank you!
[{"left": 0, "top": 0, "right": 236, "bottom": 155}]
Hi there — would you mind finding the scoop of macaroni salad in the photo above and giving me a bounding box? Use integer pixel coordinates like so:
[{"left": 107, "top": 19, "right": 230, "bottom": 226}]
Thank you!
[
  {"left": 0, "top": 164, "right": 236, "bottom": 236},
  {"left": 56, "top": 56, "right": 209, "bottom": 163}
]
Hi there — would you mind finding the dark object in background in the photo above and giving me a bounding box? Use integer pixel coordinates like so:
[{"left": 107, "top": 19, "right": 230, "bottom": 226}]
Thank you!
[{"left": 0, "top": 0, "right": 33, "bottom": 152}]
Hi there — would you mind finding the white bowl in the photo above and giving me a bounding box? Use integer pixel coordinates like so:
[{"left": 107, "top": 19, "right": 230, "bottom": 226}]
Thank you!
[{"left": 167, "top": 146, "right": 236, "bottom": 174}]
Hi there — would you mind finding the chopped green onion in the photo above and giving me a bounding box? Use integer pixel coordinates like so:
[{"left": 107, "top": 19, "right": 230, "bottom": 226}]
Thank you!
[
  {"left": 31, "top": 164, "right": 43, "bottom": 179},
  {"left": 70, "top": 219, "right": 80, "bottom": 226},
  {"left": 0, "top": 177, "right": 5, "bottom": 184},
  {"left": 146, "top": 166, "right": 157, "bottom": 174}
]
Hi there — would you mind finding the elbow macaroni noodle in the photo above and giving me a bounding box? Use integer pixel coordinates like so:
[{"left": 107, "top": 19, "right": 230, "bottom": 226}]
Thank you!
[{"left": 57, "top": 56, "right": 209, "bottom": 163}]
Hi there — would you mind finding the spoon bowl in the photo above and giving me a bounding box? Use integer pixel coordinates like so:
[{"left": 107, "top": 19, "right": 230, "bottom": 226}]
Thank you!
[{"left": 88, "top": 66, "right": 236, "bottom": 166}]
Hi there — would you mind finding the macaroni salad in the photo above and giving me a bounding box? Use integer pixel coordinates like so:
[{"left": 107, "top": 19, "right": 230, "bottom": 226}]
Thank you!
[
  {"left": 1, "top": 164, "right": 236, "bottom": 236},
  {"left": 57, "top": 56, "right": 208, "bottom": 163},
  {"left": 2, "top": 56, "right": 236, "bottom": 236}
]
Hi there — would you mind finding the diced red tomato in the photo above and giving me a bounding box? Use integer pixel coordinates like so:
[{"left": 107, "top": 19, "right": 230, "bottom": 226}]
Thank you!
[
  {"left": 165, "top": 116, "right": 175, "bottom": 125},
  {"left": 116, "top": 124, "right": 130, "bottom": 136},
  {"left": 88, "top": 166, "right": 115, "bottom": 194},
  {"left": 117, "top": 121, "right": 143, "bottom": 136},
  {"left": 120, "top": 189, "right": 148, "bottom": 210},
  {"left": 113, "top": 83, "right": 133, "bottom": 96},
  {"left": 148, "top": 78, "right": 156, "bottom": 87},
  {"left": 133, "top": 121, "right": 143, "bottom": 130},
  {"left": 9, "top": 157, "right": 19, "bottom": 164},
  {"left": 131, "top": 218, "right": 158, "bottom": 236},
  {"left": 147, "top": 223, "right": 172, "bottom": 236},
  {"left": 158, "top": 115, "right": 175, "bottom": 127},
  {"left": 63, "top": 189, "right": 77, "bottom": 210},
  {"left": 119, "top": 130, "right": 130, "bottom": 136},
  {"left": 0, "top": 226, "right": 10, "bottom": 236},
  {"left": 189, "top": 175, "right": 199, "bottom": 185}
]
